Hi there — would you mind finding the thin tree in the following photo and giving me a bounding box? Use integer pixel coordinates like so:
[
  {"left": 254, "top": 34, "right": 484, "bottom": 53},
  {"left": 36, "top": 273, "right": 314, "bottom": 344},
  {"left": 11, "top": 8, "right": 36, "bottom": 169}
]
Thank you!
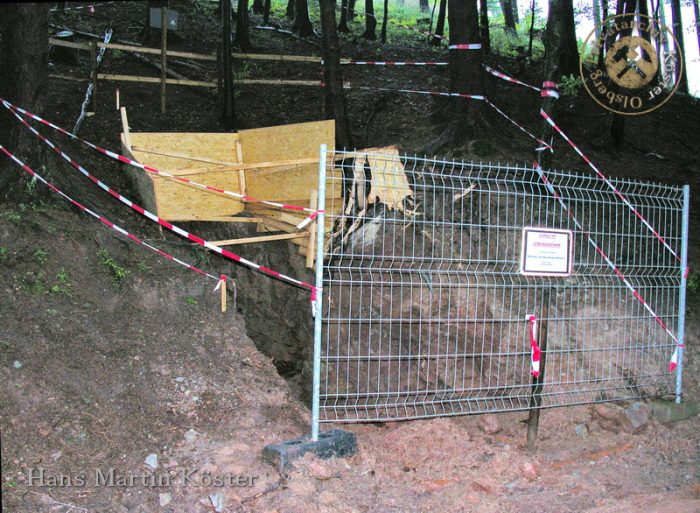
[
  {"left": 363, "top": 0, "right": 377, "bottom": 39},
  {"left": 381, "top": 0, "right": 389, "bottom": 43},
  {"left": 694, "top": 0, "right": 700, "bottom": 55},
  {"left": 512, "top": 0, "right": 520, "bottom": 22},
  {"left": 480, "top": 0, "right": 491, "bottom": 53},
  {"left": 670, "top": 0, "right": 689, "bottom": 93},
  {"left": 593, "top": 0, "right": 601, "bottom": 38},
  {"left": 286, "top": 0, "right": 294, "bottom": 19},
  {"left": 338, "top": 0, "right": 351, "bottom": 32},
  {"left": 222, "top": 0, "right": 235, "bottom": 128},
  {"left": 0, "top": 3, "right": 49, "bottom": 202},
  {"left": 420, "top": 0, "right": 430, "bottom": 12},
  {"left": 425, "top": 0, "right": 486, "bottom": 154},
  {"left": 234, "top": 0, "right": 251, "bottom": 50},
  {"left": 349, "top": 0, "right": 357, "bottom": 20},
  {"left": 431, "top": 0, "right": 448, "bottom": 46},
  {"left": 252, "top": 0, "right": 264, "bottom": 15},
  {"left": 262, "top": 0, "right": 272, "bottom": 25},
  {"left": 292, "top": 0, "right": 314, "bottom": 37},
  {"left": 527, "top": 0, "right": 535, "bottom": 56},
  {"left": 501, "top": 0, "right": 517, "bottom": 33},
  {"left": 319, "top": 0, "right": 352, "bottom": 149}
]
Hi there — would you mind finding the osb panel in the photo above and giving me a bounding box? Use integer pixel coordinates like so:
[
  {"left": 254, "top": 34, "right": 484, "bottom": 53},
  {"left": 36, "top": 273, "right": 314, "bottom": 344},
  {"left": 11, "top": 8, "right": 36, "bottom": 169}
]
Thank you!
[
  {"left": 128, "top": 133, "right": 240, "bottom": 172},
  {"left": 238, "top": 120, "right": 334, "bottom": 164},
  {"left": 365, "top": 146, "right": 413, "bottom": 211},
  {"left": 151, "top": 166, "right": 245, "bottom": 220}
]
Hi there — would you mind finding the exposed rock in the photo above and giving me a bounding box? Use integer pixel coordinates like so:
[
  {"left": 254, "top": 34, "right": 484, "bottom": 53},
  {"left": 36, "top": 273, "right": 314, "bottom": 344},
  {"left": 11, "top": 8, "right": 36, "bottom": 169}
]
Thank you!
[
  {"left": 144, "top": 453, "right": 158, "bottom": 469},
  {"left": 520, "top": 461, "right": 539, "bottom": 481},
  {"left": 478, "top": 414, "right": 502, "bottom": 435},
  {"left": 158, "top": 493, "right": 172, "bottom": 507}
]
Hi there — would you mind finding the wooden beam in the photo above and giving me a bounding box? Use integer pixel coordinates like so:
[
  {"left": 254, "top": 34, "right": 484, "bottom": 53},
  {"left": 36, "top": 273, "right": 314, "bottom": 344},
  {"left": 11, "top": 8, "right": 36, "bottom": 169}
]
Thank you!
[
  {"left": 306, "top": 190, "right": 318, "bottom": 268},
  {"left": 120, "top": 107, "right": 132, "bottom": 151},
  {"left": 97, "top": 73, "right": 217, "bottom": 87},
  {"left": 49, "top": 37, "right": 218, "bottom": 61},
  {"left": 210, "top": 232, "right": 307, "bottom": 245},
  {"left": 232, "top": 52, "right": 321, "bottom": 63}
]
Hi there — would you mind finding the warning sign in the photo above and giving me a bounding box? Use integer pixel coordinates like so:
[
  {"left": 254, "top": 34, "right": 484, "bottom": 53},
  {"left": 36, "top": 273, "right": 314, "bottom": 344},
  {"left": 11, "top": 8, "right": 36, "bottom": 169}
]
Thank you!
[{"left": 520, "top": 227, "right": 573, "bottom": 277}]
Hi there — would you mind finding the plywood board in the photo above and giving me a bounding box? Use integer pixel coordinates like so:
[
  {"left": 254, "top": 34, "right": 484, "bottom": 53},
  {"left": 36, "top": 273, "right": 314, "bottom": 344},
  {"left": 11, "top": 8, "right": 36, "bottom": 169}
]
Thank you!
[
  {"left": 245, "top": 164, "right": 342, "bottom": 203},
  {"left": 151, "top": 166, "right": 245, "bottom": 220},
  {"left": 128, "top": 133, "right": 240, "bottom": 172},
  {"left": 238, "top": 120, "right": 334, "bottom": 164}
]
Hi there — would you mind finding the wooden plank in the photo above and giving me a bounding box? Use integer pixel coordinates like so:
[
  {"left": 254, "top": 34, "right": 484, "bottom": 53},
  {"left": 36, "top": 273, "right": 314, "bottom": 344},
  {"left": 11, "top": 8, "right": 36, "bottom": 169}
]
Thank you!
[
  {"left": 97, "top": 73, "right": 217, "bottom": 88},
  {"left": 306, "top": 190, "right": 318, "bottom": 268},
  {"left": 210, "top": 232, "right": 308, "bottom": 246},
  {"left": 236, "top": 79, "right": 322, "bottom": 87},
  {"left": 232, "top": 52, "right": 321, "bottom": 63}
]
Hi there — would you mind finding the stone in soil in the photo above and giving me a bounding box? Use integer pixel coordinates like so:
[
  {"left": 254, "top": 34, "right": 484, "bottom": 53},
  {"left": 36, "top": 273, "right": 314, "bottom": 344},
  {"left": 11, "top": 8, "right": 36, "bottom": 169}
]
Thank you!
[{"left": 477, "top": 414, "right": 502, "bottom": 435}]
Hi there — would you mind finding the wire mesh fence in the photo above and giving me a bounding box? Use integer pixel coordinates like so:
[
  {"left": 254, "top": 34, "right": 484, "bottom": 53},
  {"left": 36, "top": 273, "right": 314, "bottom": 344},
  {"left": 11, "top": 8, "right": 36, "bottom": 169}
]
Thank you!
[{"left": 314, "top": 148, "right": 688, "bottom": 424}]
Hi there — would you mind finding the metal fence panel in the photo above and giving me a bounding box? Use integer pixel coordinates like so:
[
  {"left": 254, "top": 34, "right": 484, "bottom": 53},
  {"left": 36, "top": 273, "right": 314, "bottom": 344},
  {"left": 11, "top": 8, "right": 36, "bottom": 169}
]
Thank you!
[{"left": 316, "top": 150, "right": 686, "bottom": 423}]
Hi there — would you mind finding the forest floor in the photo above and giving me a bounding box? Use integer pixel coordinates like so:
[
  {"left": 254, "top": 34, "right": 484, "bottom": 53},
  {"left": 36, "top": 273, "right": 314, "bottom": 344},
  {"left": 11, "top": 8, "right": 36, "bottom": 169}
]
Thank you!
[{"left": 1, "top": 2, "right": 700, "bottom": 512}]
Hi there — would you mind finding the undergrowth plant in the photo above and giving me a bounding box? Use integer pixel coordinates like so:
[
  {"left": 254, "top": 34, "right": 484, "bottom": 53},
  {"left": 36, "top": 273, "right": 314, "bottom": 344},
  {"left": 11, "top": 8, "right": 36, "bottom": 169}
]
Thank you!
[{"left": 97, "top": 249, "right": 131, "bottom": 285}]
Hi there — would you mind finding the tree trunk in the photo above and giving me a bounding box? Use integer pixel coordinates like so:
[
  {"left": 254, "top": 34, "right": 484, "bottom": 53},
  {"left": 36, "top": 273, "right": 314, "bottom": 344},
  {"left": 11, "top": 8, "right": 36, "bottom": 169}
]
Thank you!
[
  {"left": 694, "top": 0, "right": 700, "bottom": 55},
  {"left": 425, "top": 0, "right": 485, "bottom": 154},
  {"left": 262, "top": 0, "right": 272, "bottom": 25},
  {"left": 363, "top": 0, "right": 377, "bottom": 39},
  {"left": 420, "top": 0, "right": 430, "bottom": 12},
  {"left": 431, "top": 0, "right": 448, "bottom": 46},
  {"left": 593, "top": 0, "right": 601, "bottom": 38},
  {"left": 338, "top": 0, "right": 351, "bottom": 32},
  {"left": 286, "top": 0, "right": 294, "bottom": 19},
  {"left": 512, "top": 0, "right": 519, "bottom": 22},
  {"left": 348, "top": 0, "right": 357, "bottom": 20},
  {"left": 320, "top": 0, "right": 352, "bottom": 149},
  {"left": 234, "top": 0, "right": 251, "bottom": 50},
  {"left": 480, "top": 0, "right": 491, "bottom": 53},
  {"left": 252, "top": 0, "right": 264, "bottom": 15},
  {"left": 500, "top": 0, "right": 517, "bottom": 33},
  {"left": 0, "top": 3, "right": 49, "bottom": 203},
  {"left": 557, "top": 0, "right": 579, "bottom": 76},
  {"left": 670, "top": 0, "right": 689, "bottom": 94},
  {"left": 381, "top": 0, "right": 389, "bottom": 43},
  {"left": 527, "top": 0, "right": 535, "bottom": 56},
  {"left": 292, "top": 0, "right": 314, "bottom": 37},
  {"left": 222, "top": 0, "right": 235, "bottom": 128}
]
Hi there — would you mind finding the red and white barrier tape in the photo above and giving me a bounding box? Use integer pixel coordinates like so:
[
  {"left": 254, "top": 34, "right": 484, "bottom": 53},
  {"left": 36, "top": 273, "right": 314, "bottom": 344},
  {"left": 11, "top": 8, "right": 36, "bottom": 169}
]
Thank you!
[
  {"left": 0, "top": 144, "right": 224, "bottom": 285},
  {"left": 527, "top": 314, "right": 541, "bottom": 377},
  {"left": 484, "top": 100, "right": 552, "bottom": 152},
  {"left": 1, "top": 99, "right": 320, "bottom": 230},
  {"left": 532, "top": 162, "right": 681, "bottom": 371},
  {"left": 3, "top": 104, "right": 320, "bottom": 312},
  {"left": 540, "top": 81, "right": 560, "bottom": 99},
  {"left": 449, "top": 43, "right": 482, "bottom": 50},
  {"left": 347, "top": 84, "right": 485, "bottom": 101},
  {"left": 483, "top": 65, "right": 541, "bottom": 92},
  {"left": 341, "top": 60, "right": 448, "bottom": 66},
  {"left": 540, "top": 109, "right": 681, "bottom": 263}
]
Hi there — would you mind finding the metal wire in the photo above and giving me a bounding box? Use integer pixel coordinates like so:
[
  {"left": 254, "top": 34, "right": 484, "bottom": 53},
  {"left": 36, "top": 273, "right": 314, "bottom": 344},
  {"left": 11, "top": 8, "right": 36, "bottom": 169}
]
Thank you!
[{"left": 317, "top": 150, "right": 686, "bottom": 423}]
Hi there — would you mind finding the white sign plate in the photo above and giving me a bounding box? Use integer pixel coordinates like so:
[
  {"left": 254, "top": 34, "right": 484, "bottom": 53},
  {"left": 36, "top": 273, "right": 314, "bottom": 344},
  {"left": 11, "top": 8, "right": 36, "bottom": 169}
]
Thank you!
[{"left": 520, "top": 227, "right": 573, "bottom": 277}]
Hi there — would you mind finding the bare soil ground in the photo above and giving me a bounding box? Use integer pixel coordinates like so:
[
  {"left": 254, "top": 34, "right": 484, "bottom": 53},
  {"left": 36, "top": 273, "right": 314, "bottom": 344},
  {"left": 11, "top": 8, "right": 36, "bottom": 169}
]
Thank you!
[{"left": 1, "top": 2, "right": 700, "bottom": 512}]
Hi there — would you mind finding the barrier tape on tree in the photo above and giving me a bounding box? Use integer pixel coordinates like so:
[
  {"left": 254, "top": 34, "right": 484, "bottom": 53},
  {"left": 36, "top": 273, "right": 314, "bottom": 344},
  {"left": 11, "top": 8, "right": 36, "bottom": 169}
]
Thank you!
[
  {"left": 527, "top": 314, "right": 541, "bottom": 377},
  {"left": 540, "top": 81, "right": 560, "bottom": 99},
  {"left": 540, "top": 109, "right": 681, "bottom": 263},
  {"left": 532, "top": 162, "right": 682, "bottom": 371},
  {"left": 3, "top": 104, "right": 320, "bottom": 312},
  {"left": 449, "top": 44, "right": 482, "bottom": 50},
  {"left": 341, "top": 60, "right": 448, "bottom": 66},
  {"left": 0, "top": 144, "right": 222, "bottom": 285},
  {"left": 0, "top": 99, "right": 321, "bottom": 230}
]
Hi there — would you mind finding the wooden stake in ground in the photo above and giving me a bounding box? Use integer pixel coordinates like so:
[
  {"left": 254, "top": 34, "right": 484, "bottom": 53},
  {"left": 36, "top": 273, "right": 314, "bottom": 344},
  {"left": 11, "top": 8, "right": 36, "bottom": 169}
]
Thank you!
[
  {"left": 527, "top": 288, "right": 550, "bottom": 452},
  {"left": 160, "top": 2, "right": 168, "bottom": 113}
]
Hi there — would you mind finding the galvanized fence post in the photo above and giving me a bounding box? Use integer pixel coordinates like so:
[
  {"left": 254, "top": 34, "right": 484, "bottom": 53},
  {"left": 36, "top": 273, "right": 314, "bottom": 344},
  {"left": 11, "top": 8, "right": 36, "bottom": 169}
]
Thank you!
[
  {"left": 676, "top": 184, "right": 690, "bottom": 404},
  {"left": 311, "top": 144, "right": 327, "bottom": 441}
]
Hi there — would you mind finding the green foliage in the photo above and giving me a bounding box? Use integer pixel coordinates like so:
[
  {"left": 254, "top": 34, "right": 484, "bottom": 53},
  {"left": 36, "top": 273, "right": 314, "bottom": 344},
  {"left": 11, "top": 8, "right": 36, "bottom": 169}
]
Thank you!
[
  {"left": 33, "top": 248, "right": 49, "bottom": 265},
  {"left": 559, "top": 74, "right": 583, "bottom": 97},
  {"left": 185, "top": 296, "right": 198, "bottom": 305},
  {"left": 22, "top": 271, "right": 46, "bottom": 294},
  {"left": 0, "top": 247, "right": 7, "bottom": 262},
  {"left": 97, "top": 249, "right": 131, "bottom": 285},
  {"left": 137, "top": 261, "right": 151, "bottom": 273},
  {"left": 0, "top": 211, "right": 22, "bottom": 224}
]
